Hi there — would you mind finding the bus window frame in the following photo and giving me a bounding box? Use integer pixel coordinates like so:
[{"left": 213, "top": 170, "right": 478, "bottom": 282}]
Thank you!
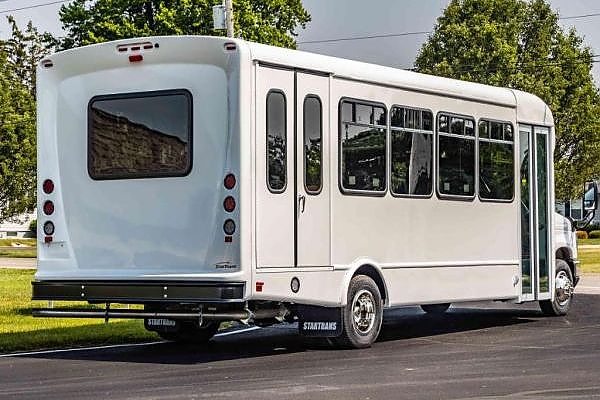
[
  {"left": 436, "top": 111, "right": 477, "bottom": 201},
  {"left": 477, "top": 118, "right": 516, "bottom": 203},
  {"left": 338, "top": 97, "right": 388, "bottom": 197},
  {"left": 389, "top": 104, "right": 435, "bottom": 199},
  {"left": 87, "top": 88, "right": 194, "bottom": 181}
]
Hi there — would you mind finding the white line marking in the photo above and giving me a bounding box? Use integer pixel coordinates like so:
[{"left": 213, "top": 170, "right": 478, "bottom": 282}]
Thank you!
[
  {"left": 0, "top": 326, "right": 262, "bottom": 358},
  {"left": 0, "top": 341, "right": 164, "bottom": 358},
  {"left": 214, "top": 326, "right": 260, "bottom": 337}
]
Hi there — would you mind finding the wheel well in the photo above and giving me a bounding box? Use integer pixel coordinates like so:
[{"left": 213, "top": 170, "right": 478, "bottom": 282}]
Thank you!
[
  {"left": 556, "top": 247, "right": 575, "bottom": 277},
  {"left": 353, "top": 265, "right": 387, "bottom": 302}
]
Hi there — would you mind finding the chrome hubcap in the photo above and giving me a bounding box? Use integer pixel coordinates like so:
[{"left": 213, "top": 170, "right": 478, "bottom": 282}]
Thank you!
[
  {"left": 352, "top": 289, "right": 376, "bottom": 334},
  {"left": 555, "top": 270, "right": 573, "bottom": 306}
]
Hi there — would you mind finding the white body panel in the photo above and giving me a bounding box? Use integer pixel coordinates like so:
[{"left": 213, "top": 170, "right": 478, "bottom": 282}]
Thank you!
[{"left": 36, "top": 36, "right": 571, "bottom": 310}]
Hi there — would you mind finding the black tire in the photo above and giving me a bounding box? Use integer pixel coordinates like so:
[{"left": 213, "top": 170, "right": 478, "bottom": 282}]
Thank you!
[
  {"left": 540, "top": 259, "right": 574, "bottom": 316},
  {"left": 420, "top": 303, "right": 451, "bottom": 314},
  {"left": 157, "top": 321, "right": 220, "bottom": 344},
  {"left": 336, "top": 275, "right": 383, "bottom": 349}
]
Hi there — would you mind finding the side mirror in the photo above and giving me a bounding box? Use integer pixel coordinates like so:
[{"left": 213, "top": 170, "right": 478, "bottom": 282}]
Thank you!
[
  {"left": 575, "top": 181, "right": 598, "bottom": 228},
  {"left": 583, "top": 181, "right": 598, "bottom": 212}
]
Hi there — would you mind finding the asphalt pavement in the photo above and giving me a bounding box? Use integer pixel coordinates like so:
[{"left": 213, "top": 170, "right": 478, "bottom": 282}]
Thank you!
[{"left": 1, "top": 293, "right": 600, "bottom": 400}]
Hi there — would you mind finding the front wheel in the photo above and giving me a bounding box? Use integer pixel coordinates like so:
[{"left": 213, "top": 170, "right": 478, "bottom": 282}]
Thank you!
[
  {"left": 335, "top": 275, "right": 383, "bottom": 349},
  {"left": 539, "top": 259, "right": 574, "bottom": 316}
]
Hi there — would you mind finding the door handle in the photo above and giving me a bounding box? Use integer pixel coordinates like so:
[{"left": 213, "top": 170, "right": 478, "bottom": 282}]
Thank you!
[{"left": 298, "top": 194, "right": 306, "bottom": 213}]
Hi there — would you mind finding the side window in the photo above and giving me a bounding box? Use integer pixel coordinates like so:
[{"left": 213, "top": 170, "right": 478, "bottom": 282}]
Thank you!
[
  {"left": 479, "top": 120, "right": 514, "bottom": 201},
  {"left": 340, "top": 100, "right": 387, "bottom": 193},
  {"left": 304, "top": 96, "right": 322, "bottom": 194},
  {"left": 266, "top": 91, "right": 286, "bottom": 192},
  {"left": 390, "top": 106, "right": 433, "bottom": 196},
  {"left": 437, "top": 113, "right": 475, "bottom": 197}
]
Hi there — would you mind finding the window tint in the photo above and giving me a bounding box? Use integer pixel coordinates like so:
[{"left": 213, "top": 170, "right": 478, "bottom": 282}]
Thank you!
[
  {"left": 88, "top": 90, "right": 192, "bottom": 180},
  {"left": 267, "top": 91, "right": 287, "bottom": 192},
  {"left": 304, "top": 96, "right": 322, "bottom": 193},
  {"left": 340, "top": 100, "right": 386, "bottom": 192},
  {"left": 438, "top": 113, "right": 476, "bottom": 197},
  {"left": 391, "top": 106, "right": 433, "bottom": 196},
  {"left": 479, "top": 120, "right": 514, "bottom": 200}
]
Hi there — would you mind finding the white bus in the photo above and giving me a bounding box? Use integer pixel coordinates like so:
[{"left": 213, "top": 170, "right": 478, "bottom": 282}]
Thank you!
[{"left": 33, "top": 36, "right": 579, "bottom": 348}]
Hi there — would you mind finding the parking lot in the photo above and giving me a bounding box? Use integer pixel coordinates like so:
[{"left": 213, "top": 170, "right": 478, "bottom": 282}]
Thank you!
[{"left": 1, "top": 290, "right": 599, "bottom": 400}]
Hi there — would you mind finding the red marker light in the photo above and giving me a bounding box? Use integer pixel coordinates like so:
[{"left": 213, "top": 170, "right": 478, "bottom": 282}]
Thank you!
[
  {"left": 129, "top": 54, "right": 143, "bottom": 63},
  {"left": 223, "top": 196, "right": 236, "bottom": 212},
  {"left": 43, "top": 179, "right": 54, "bottom": 194},
  {"left": 43, "top": 200, "right": 55, "bottom": 215},
  {"left": 224, "top": 174, "right": 236, "bottom": 190},
  {"left": 256, "top": 282, "right": 264, "bottom": 292}
]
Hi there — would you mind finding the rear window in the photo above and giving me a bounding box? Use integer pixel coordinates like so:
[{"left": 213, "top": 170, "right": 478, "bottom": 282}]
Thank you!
[{"left": 88, "top": 89, "right": 192, "bottom": 180}]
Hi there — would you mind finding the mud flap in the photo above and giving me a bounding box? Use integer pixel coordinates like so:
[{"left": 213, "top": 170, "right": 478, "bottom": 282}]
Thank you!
[
  {"left": 144, "top": 318, "right": 180, "bottom": 334},
  {"left": 297, "top": 305, "right": 343, "bottom": 337}
]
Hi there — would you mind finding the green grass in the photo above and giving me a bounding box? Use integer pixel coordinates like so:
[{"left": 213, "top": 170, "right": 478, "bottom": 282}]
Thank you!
[
  {"left": 578, "top": 238, "right": 600, "bottom": 246},
  {"left": 0, "top": 238, "right": 37, "bottom": 258},
  {"left": 0, "top": 249, "right": 36, "bottom": 258},
  {"left": 0, "top": 238, "right": 36, "bottom": 247},
  {"left": 0, "top": 269, "right": 157, "bottom": 354},
  {"left": 578, "top": 247, "right": 600, "bottom": 274}
]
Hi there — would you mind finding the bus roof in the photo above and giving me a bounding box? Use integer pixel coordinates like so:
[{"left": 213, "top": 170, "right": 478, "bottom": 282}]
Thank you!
[{"left": 245, "top": 40, "right": 553, "bottom": 126}]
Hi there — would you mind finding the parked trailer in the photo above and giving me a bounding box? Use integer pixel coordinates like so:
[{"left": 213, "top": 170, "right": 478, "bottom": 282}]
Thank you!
[{"left": 33, "top": 36, "right": 579, "bottom": 348}]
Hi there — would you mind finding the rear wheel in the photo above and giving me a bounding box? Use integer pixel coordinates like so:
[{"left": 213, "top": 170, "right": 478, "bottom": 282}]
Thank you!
[
  {"left": 336, "top": 275, "right": 383, "bottom": 349},
  {"left": 420, "top": 303, "right": 451, "bottom": 314},
  {"left": 540, "top": 259, "right": 574, "bottom": 316},
  {"left": 157, "top": 321, "right": 220, "bottom": 344}
]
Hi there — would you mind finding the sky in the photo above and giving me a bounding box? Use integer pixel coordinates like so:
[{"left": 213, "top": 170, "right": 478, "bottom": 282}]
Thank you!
[{"left": 0, "top": 0, "right": 599, "bottom": 82}]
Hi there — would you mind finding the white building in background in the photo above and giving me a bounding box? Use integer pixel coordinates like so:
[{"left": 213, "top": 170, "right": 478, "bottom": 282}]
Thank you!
[{"left": 0, "top": 211, "right": 36, "bottom": 238}]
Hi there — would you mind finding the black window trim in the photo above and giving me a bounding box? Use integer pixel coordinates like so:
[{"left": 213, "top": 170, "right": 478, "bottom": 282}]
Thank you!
[
  {"left": 303, "top": 94, "right": 323, "bottom": 195},
  {"left": 436, "top": 111, "right": 477, "bottom": 201},
  {"left": 338, "top": 97, "right": 388, "bottom": 197},
  {"left": 477, "top": 118, "right": 516, "bottom": 203},
  {"left": 87, "top": 88, "right": 193, "bottom": 181},
  {"left": 389, "top": 104, "right": 434, "bottom": 199},
  {"left": 266, "top": 89, "right": 288, "bottom": 194}
]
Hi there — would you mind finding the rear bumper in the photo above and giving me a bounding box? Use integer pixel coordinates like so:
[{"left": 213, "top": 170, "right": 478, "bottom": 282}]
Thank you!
[{"left": 32, "top": 280, "right": 245, "bottom": 303}]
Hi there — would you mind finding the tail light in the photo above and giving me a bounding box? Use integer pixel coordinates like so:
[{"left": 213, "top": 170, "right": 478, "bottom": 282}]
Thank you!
[
  {"left": 223, "top": 196, "right": 236, "bottom": 212},
  {"left": 224, "top": 174, "right": 236, "bottom": 190},
  {"left": 43, "top": 200, "right": 54, "bottom": 215},
  {"left": 43, "top": 179, "right": 54, "bottom": 194}
]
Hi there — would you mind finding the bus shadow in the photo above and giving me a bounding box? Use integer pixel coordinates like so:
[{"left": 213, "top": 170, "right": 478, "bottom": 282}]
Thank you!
[
  {"left": 378, "top": 305, "right": 540, "bottom": 342},
  {"left": 18, "top": 305, "right": 544, "bottom": 365}
]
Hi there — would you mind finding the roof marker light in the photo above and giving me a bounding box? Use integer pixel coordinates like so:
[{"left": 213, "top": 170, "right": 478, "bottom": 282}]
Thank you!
[
  {"left": 41, "top": 59, "right": 53, "bottom": 68},
  {"left": 224, "top": 42, "right": 237, "bottom": 51},
  {"left": 129, "top": 54, "right": 143, "bottom": 63}
]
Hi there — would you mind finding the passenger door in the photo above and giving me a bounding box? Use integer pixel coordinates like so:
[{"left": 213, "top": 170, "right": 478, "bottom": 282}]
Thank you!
[
  {"left": 295, "top": 72, "right": 331, "bottom": 267},
  {"left": 519, "top": 124, "right": 552, "bottom": 300},
  {"left": 256, "top": 66, "right": 295, "bottom": 268}
]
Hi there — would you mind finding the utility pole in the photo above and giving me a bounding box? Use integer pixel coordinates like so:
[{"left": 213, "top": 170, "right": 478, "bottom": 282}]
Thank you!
[{"left": 225, "top": 0, "right": 234, "bottom": 38}]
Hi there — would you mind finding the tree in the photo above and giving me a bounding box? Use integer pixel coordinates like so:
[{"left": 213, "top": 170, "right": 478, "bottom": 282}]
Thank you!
[
  {"left": 0, "top": 49, "right": 36, "bottom": 222},
  {"left": 414, "top": 0, "right": 600, "bottom": 200},
  {"left": 0, "top": 18, "right": 53, "bottom": 222},
  {"left": 57, "top": 0, "right": 311, "bottom": 50}
]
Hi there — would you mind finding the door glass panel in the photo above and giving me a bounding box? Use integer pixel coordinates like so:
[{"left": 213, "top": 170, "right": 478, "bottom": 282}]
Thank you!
[
  {"left": 536, "top": 130, "right": 549, "bottom": 293},
  {"left": 520, "top": 127, "right": 532, "bottom": 295},
  {"left": 266, "top": 91, "right": 287, "bottom": 192},
  {"left": 303, "top": 96, "right": 322, "bottom": 193}
]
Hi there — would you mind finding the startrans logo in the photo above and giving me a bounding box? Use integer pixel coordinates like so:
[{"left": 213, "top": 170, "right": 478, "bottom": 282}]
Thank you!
[{"left": 302, "top": 321, "right": 337, "bottom": 331}]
